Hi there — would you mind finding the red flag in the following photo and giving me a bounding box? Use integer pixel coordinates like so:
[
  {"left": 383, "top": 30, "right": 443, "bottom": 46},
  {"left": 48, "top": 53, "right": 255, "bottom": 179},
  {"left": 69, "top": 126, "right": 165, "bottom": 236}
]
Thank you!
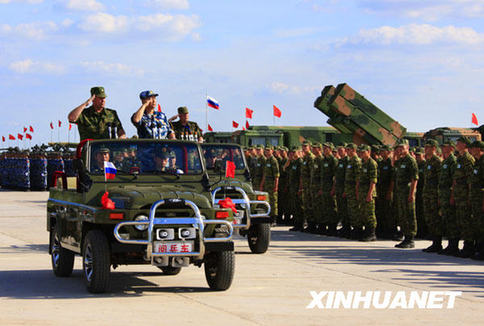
[
  {"left": 26, "top": 133, "right": 32, "bottom": 140},
  {"left": 58, "top": 120, "right": 62, "bottom": 127},
  {"left": 101, "top": 191, "right": 116, "bottom": 209},
  {"left": 9, "top": 134, "right": 15, "bottom": 140},
  {"left": 17, "top": 133, "right": 23, "bottom": 140},
  {"left": 29, "top": 125, "right": 34, "bottom": 132},
  {"left": 225, "top": 161, "right": 236, "bottom": 179},
  {"left": 208, "top": 124, "right": 213, "bottom": 132},
  {"left": 50, "top": 122, "right": 54, "bottom": 129},
  {"left": 2, "top": 136, "right": 5, "bottom": 142},
  {"left": 232, "top": 121, "right": 239, "bottom": 128},
  {"left": 245, "top": 120, "right": 250, "bottom": 129},
  {"left": 273, "top": 105, "right": 282, "bottom": 118},
  {"left": 245, "top": 107, "right": 253, "bottom": 119},
  {"left": 23, "top": 127, "right": 27, "bottom": 133},
  {"left": 158, "top": 104, "right": 161, "bottom": 112},
  {"left": 69, "top": 123, "right": 72, "bottom": 131},
  {"left": 472, "top": 113, "right": 479, "bottom": 126}
]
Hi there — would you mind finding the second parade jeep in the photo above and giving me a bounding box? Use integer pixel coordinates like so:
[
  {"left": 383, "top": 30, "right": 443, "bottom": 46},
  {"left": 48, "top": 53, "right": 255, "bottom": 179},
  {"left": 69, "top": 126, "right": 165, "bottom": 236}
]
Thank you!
[{"left": 47, "top": 139, "right": 236, "bottom": 293}]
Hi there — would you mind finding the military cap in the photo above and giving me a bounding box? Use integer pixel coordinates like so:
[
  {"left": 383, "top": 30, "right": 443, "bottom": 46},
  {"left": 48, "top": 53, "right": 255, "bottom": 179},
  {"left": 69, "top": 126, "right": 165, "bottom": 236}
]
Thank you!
[
  {"left": 155, "top": 151, "right": 170, "bottom": 159},
  {"left": 414, "top": 147, "right": 424, "bottom": 155},
  {"left": 323, "top": 142, "right": 334, "bottom": 149},
  {"left": 290, "top": 146, "right": 299, "bottom": 151},
  {"left": 358, "top": 144, "right": 371, "bottom": 151},
  {"left": 256, "top": 144, "right": 264, "bottom": 149},
  {"left": 177, "top": 106, "right": 189, "bottom": 114},
  {"left": 457, "top": 136, "right": 471, "bottom": 146},
  {"left": 302, "top": 140, "right": 311, "bottom": 146},
  {"left": 312, "top": 142, "right": 322, "bottom": 149},
  {"left": 380, "top": 145, "right": 392, "bottom": 151},
  {"left": 425, "top": 139, "right": 439, "bottom": 147},
  {"left": 394, "top": 138, "right": 409, "bottom": 147},
  {"left": 265, "top": 145, "right": 274, "bottom": 150},
  {"left": 90, "top": 86, "right": 107, "bottom": 98},
  {"left": 346, "top": 143, "right": 357, "bottom": 150},
  {"left": 98, "top": 147, "right": 110, "bottom": 153},
  {"left": 139, "top": 90, "right": 158, "bottom": 99},
  {"left": 442, "top": 140, "right": 456, "bottom": 148},
  {"left": 470, "top": 140, "right": 484, "bottom": 149},
  {"left": 281, "top": 146, "right": 288, "bottom": 151}
]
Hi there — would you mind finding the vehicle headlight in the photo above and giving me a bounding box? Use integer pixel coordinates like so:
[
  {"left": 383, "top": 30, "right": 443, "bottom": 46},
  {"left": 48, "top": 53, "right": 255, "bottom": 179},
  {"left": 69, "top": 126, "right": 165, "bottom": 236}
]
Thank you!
[{"left": 134, "top": 215, "right": 149, "bottom": 231}]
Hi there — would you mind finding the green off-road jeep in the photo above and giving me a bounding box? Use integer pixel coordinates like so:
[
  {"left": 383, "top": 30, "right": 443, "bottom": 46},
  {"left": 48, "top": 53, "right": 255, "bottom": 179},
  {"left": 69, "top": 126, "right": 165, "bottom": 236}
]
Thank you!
[
  {"left": 47, "top": 139, "right": 236, "bottom": 293},
  {"left": 201, "top": 143, "right": 271, "bottom": 254}
]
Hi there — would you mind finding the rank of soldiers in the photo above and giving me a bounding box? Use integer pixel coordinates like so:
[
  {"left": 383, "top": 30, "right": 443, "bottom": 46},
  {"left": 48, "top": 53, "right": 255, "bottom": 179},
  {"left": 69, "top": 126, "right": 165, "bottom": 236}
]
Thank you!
[{"left": 243, "top": 137, "right": 484, "bottom": 260}]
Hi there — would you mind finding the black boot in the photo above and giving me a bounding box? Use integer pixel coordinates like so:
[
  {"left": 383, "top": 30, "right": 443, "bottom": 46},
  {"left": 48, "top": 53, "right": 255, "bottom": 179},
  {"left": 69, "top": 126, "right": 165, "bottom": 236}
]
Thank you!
[
  {"left": 440, "top": 239, "right": 460, "bottom": 256},
  {"left": 395, "top": 235, "right": 415, "bottom": 248},
  {"left": 289, "top": 222, "right": 303, "bottom": 232},
  {"left": 350, "top": 227, "right": 361, "bottom": 240},
  {"left": 392, "top": 228, "right": 404, "bottom": 241},
  {"left": 458, "top": 240, "right": 475, "bottom": 258},
  {"left": 360, "top": 227, "right": 377, "bottom": 242},
  {"left": 471, "top": 241, "right": 484, "bottom": 260},
  {"left": 327, "top": 223, "right": 337, "bottom": 236},
  {"left": 422, "top": 236, "right": 442, "bottom": 253}
]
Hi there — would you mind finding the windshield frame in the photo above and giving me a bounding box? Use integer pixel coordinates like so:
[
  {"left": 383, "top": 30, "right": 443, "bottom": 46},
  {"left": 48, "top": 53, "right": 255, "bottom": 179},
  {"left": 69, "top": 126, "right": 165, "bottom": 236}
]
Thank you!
[{"left": 201, "top": 143, "right": 247, "bottom": 172}]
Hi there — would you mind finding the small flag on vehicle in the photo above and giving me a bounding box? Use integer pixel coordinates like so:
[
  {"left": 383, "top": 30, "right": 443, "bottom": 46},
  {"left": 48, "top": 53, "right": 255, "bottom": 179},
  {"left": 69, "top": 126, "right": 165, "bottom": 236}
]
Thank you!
[
  {"left": 104, "top": 161, "right": 117, "bottom": 180},
  {"left": 225, "top": 160, "right": 236, "bottom": 179}
]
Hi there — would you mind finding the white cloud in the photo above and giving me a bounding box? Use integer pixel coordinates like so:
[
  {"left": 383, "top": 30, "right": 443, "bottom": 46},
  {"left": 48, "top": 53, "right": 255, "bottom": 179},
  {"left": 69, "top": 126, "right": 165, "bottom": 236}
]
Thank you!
[
  {"left": 0, "top": 0, "right": 43, "bottom": 4},
  {"left": 0, "top": 21, "right": 58, "bottom": 40},
  {"left": 79, "top": 12, "right": 200, "bottom": 40},
  {"left": 80, "top": 61, "right": 144, "bottom": 76},
  {"left": 147, "top": 0, "right": 189, "bottom": 10},
  {"left": 79, "top": 12, "right": 128, "bottom": 33},
  {"left": 349, "top": 24, "right": 484, "bottom": 45},
  {"left": 270, "top": 81, "right": 319, "bottom": 95},
  {"left": 9, "top": 59, "right": 65, "bottom": 74},
  {"left": 65, "top": 0, "right": 104, "bottom": 11},
  {"left": 61, "top": 18, "right": 74, "bottom": 27}
]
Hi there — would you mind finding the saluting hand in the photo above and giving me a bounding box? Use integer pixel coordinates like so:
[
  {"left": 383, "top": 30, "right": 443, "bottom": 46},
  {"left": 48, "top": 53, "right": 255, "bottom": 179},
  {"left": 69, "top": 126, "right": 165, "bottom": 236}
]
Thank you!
[{"left": 85, "top": 94, "right": 95, "bottom": 107}]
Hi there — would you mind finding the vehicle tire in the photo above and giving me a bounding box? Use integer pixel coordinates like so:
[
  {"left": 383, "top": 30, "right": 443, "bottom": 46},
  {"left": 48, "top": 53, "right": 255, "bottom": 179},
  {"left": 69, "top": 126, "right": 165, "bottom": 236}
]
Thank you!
[
  {"left": 158, "top": 266, "right": 182, "bottom": 275},
  {"left": 247, "top": 223, "right": 271, "bottom": 254},
  {"left": 50, "top": 226, "right": 75, "bottom": 277},
  {"left": 204, "top": 250, "right": 235, "bottom": 291},
  {"left": 82, "top": 230, "right": 111, "bottom": 293}
]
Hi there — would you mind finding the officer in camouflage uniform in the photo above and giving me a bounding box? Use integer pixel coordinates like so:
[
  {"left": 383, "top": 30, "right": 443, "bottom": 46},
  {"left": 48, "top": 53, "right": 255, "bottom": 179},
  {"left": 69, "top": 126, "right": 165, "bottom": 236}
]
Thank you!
[
  {"left": 288, "top": 147, "right": 304, "bottom": 231},
  {"left": 414, "top": 147, "right": 427, "bottom": 239},
  {"left": 422, "top": 139, "right": 443, "bottom": 253},
  {"left": 252, "top": 145, "right": 266, "bottom": 191},
  {"left": 451, "top": 137, "right": 475, "bottom": 257},
  {"left": 376, "top": 145, "right": 394, "bottom": 239},
  {"left": 343, "top": 143, "right": 361, "bottom": 239},
  {"left": 438, "top": 140, "right": 458, "bottom": 255},
  {"left": 68, "top": 86, "right": 126, "bottom": 140},
  {"left": 171, "top": 107, "right": 203, "bottom": 142},
  {"left": 322, "top": 142, "right": 338, "bottom": 235},
  {"left": 261, "top": 146, "right": 280, "bottom": 224},
  {"left": 277, "top": 147, "right": 289, "bottom": 224},
  {"left": 311, "top": 143, "right": 324, "bottom": 233},
  {"left": 301, "top": 141, "right": 316, "bottom": 232},
  {"left": 357, "top": 144, "right": 378, "bottom": 241},
  {"left": 393, "top": 139, "right": 419, "bottom": 248},
  {"left": 469, "top": 141, "right": 484, "bottom": 260},
  {"left": 334, "top": 144, "right": 350, "bottom": 238}
]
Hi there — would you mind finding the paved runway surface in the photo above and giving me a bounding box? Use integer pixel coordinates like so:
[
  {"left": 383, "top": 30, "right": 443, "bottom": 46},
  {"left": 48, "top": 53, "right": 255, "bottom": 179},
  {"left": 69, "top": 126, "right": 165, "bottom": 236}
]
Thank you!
[{"left": 0, "top": 191, "right": 483, "bottom": 325}]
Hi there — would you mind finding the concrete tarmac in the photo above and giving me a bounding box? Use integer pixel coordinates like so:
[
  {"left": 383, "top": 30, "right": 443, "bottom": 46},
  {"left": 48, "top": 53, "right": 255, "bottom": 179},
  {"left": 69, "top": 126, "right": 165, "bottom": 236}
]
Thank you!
[{"left": 0, "top": 191, "right": 483, "bottom": 326}]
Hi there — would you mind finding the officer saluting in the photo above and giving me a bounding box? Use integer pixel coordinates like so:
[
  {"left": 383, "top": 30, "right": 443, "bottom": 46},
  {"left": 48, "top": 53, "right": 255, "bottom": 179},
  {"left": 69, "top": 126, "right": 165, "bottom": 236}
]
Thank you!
[{"left": 170, "top": 106, "right": 203, "bottom": 143}]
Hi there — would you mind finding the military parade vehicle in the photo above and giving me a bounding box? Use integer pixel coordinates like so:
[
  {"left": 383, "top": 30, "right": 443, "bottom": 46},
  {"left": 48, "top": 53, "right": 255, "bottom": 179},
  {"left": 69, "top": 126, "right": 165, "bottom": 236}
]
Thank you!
[
  {"left": 201, "top": 143, "right": 272, "bottom": 254},
  {"left": 47, "top": 139, "right": 237, "bottom": 293}
]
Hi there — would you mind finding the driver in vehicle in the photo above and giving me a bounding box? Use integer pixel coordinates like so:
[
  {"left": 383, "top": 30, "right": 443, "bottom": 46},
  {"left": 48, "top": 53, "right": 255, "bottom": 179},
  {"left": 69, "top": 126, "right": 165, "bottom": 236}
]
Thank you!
[
  {"left": 154, "top": 151, "right": 170, "bottom": 172},
  {"left": 92, "top": 147, "right": 110, "bottom": 172},
  {"left": 169, "top": 152, "right": 184, "bottom": 174}
]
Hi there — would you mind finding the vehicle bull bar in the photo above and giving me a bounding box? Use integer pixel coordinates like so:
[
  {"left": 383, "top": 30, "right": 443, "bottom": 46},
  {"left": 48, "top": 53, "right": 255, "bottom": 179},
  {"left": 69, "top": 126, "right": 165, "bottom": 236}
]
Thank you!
[
  {"left": 211, "top": 186, "right": 271, "bottom": 229},
  {"left": 113, "top": 199, "right": 233, "bottom": 259}
]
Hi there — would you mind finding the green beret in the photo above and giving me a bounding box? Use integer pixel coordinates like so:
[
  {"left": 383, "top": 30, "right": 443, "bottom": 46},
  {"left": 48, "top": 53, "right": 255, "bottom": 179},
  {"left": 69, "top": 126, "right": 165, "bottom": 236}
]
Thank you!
[
  {"left": 395, "top": 138, "right": 409, "bottom": 147},
  {"left": 425, "top": 139, "right": 439, "bottom": 147},
  {"left": 177, "top": 106, "right": 189, "bottom": 114},
  {"left": 442, "top": 140, "right": 456, "bottom": 148},
  {"left": 470, "top": 141, "right": 484, "bottom": 149},
  {"left": 90, "top": 86, "right": 107, "bottom": 98},
  {"left": 323, "top": 142, "right": 334, "bottom": 149},
  {"left": 457, "top": 136, "right": 471, "bottom": 146},
  {"left": 346, "top": 143, "right": 357, "bottom": 150}
]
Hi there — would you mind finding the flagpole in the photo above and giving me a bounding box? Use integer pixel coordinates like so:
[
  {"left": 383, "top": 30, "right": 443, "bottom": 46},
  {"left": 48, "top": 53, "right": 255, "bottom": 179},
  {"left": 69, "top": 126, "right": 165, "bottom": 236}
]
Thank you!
[
  {"left": 58, "top": 124, "right": 60, "bottom": 143},
  {"left": 205, "top": 90, "right": 208, "bottom": 131}
]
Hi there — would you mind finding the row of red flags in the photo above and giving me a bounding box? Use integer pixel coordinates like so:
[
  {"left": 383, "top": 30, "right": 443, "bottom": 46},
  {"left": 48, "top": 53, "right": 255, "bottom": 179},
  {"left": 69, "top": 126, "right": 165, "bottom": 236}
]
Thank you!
[
  {"left": 207, "top": 105, "right": 282, "bottom": 132},
  {"left": 2, "top": 125, "right": 34, "bottom": 142},
  {"left": 49, "top": 121, "right": 72, "bottom": 130}
]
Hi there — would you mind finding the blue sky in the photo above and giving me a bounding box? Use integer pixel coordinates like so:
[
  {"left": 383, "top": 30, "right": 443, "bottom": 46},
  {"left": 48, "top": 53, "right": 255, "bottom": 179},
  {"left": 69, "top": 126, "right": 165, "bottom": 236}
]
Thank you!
[{"left": 1, "top": 0, "right": 483, "bottom": 145}]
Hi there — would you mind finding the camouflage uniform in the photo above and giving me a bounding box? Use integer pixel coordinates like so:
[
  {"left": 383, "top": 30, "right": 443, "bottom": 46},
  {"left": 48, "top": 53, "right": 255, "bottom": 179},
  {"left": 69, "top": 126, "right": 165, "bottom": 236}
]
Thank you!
[
  {"left": 335, "top": 155, "right": 349, "bottom": 233},
  {"left": 311, "top": 150, "right": 324, "bottom": 226},
  {"left": 453, "top": 151, "right": 474, "bottom": 241},
  {"left": 394, "top": 152, "right": 419, "bottom": 240},
  {"left": 321, "top": 150, "right": 338, "bottom": 232},
  {"left": 376, "top": 155, "right": 394, "bottom": 237},
  {"left": 262, "top": 154, "right": 280, "bottom": 219},
  {"left": 288, "top": 156, "right": 303, "bottom": 229},
  {"left": 75, "top": 106, "right": 123, "bottom": 140},
  {"left": 277, "top": 152, "right": 289, "bottom": 223},
  {"left": 423, "top": 153, "right": 442, "bottom": 238},
  {"left": 470, "top": 153, "right": 484, "bottom": 241},
  {"left": 252, "top": 152, "right": 266, "bottom": 191},
  {"left": 301, "top": 150, "right": 315, "bottom": 227},
  {"left": 439, "top": 151, "right": 457, "bottom": 240},
  {"left": 171, "top": 121, "right": 203, "bottom": 142},
  {"left": 358, "top": 154, "right": 378, "bottom": 232},
  {"left": 344, "top": 149, "right": 361, "bottom": 232},
  {"left": 416, "top": 155, "right": 427, "bottom": 238}
]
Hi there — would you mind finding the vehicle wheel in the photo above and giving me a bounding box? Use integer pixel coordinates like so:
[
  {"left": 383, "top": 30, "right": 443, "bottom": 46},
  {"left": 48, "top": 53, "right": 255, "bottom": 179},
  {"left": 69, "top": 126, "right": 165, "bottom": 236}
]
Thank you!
[
  {"left": 247, "top": 223, "right": 271, "bottom": 254},
  {"left": 50, "top": 226, "right": 74, "bottom": 277},
  {"left": 82, "top": 230, "right": 111, "bottom": 293},
  {"left": 204, "top": 250, "right": 235, "bottom": 291},
  {"left": 158, "top": 266, "right": 182, "bottom": 275}
]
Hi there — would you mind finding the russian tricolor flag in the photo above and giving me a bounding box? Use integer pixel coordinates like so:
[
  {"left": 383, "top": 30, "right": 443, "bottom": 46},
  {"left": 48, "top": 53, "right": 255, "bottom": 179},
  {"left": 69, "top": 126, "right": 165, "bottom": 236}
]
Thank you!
[
  {"left": 207, "top": 96, "right": 220, "bottom": 110},
  {"left": 104, "top": 161, "right": 117, "bottom": 180}
]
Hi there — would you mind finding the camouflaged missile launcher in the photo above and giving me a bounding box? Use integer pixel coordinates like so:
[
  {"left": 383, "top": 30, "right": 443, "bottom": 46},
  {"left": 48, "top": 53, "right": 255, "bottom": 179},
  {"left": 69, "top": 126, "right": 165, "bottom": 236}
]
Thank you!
[
  {"left": 334, "top": 83, "right": 406, "bottom": 138},
  {"left": 314, "top": 85, "right": 337, "bottom": 119},
  {"left": 327, "top": 115, "right": 380, "bottom": 145}
]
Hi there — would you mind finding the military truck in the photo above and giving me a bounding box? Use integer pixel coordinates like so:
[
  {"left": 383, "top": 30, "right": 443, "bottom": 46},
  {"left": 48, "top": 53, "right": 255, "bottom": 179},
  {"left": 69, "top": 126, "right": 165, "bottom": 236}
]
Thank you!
[
  {"left": 201, "top": 143, "right": 272, "bottom": 253},
  {"left": 47, "top": 139, "right": 236, "bottom": 293}
]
